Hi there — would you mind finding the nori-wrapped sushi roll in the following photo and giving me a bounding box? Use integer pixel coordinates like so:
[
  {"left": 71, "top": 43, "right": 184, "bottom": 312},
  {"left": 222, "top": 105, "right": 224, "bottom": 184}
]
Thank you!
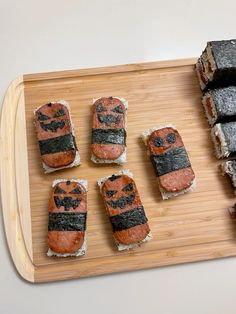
[
  {"left": 202, "top": 86, "right": 236, "bottom": 126},
  {"left": 221, "top": 160, "right": 236, "bottom": 194},
  {"left": 211, "top": 121, "right": 236, "bottom": 158},
  {"left": 196, "top": 40, "right": 236, "bottom": 91}
]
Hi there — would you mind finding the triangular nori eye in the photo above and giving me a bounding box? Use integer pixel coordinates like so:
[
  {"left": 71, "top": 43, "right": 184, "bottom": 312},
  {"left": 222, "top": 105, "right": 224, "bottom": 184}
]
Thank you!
[
  {"left": 106, "top": 190, "right": 117, "bottom": 197},
  {"left": 111, "top": 105, "right": 124, "bottom": 114},
  {"left": 54, "top": 186, "right": 66, "bottom": 194},
  {"left": 54, "top": 108, "right": 65, "bottom": 117},
  {"left": 96, "top": 104, "right": 107, "bottom": 112},
  {"left": 122, "top": 183, "right": 133, "bottom": 192},
  {"left": 69, "top": 187, "right": 82, "bottom": 194},
  {"left": 38, "top": 111, "right": 50, "bottom": 121}
]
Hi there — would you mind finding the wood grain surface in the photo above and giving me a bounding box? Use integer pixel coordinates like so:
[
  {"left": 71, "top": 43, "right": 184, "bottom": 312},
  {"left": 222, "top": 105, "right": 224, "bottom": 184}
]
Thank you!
[{"left": 1, "top": 58, "right": 236, "bottom": 282}]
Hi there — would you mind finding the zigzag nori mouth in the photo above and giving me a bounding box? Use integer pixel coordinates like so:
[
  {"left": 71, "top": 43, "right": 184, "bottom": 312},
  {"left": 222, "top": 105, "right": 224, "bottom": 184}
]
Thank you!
[
  {"left": 107, "top": 192, "right": 135, "bottom": 209},
  {"left": 54, "top": 196, "right": 82, "bottom": 211},
  {"left": 40, "top": 120, "right": 66, "bottom": 132}
]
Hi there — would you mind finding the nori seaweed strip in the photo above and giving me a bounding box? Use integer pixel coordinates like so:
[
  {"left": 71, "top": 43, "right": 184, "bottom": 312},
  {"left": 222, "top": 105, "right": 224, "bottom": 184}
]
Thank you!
[
  {"left": 92, "top": 128, "right": 126, "bottom": 145},
  {"left": 150, "top": 146, "right": 191, "bottom": 177},
  {"left": 109, "top": 206, "right": 147, "bottom": 232},
  {"left": 54, "top": 196, "right": 82, "bottom": 211},
  {"left": 48, "top": 212, "right": 87, "bottom": 231},
  {"left": 39, "top": 133, "right": 76, "bottom": 155},
  {"left": 54, "top": 108, "right": 65, "bottom": 117},
  {"left": 40, "top": 120, "right": 66, "bottom": 132},
  {"left": 107, "top": 192, "right": 135, "bottom": 209}
]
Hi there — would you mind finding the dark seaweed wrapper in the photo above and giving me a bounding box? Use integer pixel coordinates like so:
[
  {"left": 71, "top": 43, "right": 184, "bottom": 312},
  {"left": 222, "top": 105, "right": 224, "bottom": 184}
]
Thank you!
[
  {"left": 92, "top": 128, "right": 126, "bottom": 145},
  {"left": 109, "top": 206, "right": 148, "bottom": 232},
  {"left": 39, "top": 133, "right": 77, "bottom": 155},
  {"left": 48, "top": 212, "right": 87, "bottom": 231},
  {"left": 150, "top": 146, "right": 191, "bottom": 177}
]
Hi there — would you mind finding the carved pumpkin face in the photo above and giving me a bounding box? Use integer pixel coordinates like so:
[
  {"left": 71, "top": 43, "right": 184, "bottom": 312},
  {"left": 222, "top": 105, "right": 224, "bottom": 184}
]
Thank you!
[
  {"left": 35, "top": 102, "right": 71, "bottom": 141},
  {"left": 49, "top": 180, "right": 87, "bottom": 213},
  {"left": 93, "top": 97, "right": 125, "bottom": 129},
  {"left": 147, "top": 127, "right": 183, "bottom": 156},
  {"left": 101, "top": 175, "right": 141, "bottom": 216}
]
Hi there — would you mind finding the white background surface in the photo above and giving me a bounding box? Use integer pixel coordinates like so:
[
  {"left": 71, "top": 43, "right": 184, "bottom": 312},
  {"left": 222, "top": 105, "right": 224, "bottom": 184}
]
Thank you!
[{"left": 1, "top": 1, "right": 236, "bottom": 313}]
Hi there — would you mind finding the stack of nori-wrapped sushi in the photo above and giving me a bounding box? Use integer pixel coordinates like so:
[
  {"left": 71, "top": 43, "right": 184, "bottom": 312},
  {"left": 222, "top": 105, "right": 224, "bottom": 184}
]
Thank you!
[{"left": 196, "top": 39, "right": 236, "bottom": 196}]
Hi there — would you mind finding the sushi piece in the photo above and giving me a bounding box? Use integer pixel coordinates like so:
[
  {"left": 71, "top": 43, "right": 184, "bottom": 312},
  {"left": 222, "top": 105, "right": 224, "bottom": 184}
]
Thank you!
[
  {"left": 228, "top": 204, "right": 236, "bottom": 220},
  {"left": 142, "top": 125, "right": 196, "bottom": 199},
  {"left": 47, "top": 179, "right": 87, "bottom": 257},
  {"left": 221, "top": 160, "right": 236, "bottom": 194},
  {"left": 91, "top": 96, "right": 128, "bottom": 164},
  {"left": 202, "top": 86, "right": 236, "bottom": 126},
  {"left": 98, "top": 170, "right": 152, "bottom": 251},
  {"left": 196, "top": 39, "right": 236, "bottom": 91},
  {"left": 34, "top": 100, "right": 80, "bottom": 173},
  {"left": 211, "top": 121, "right": 236, "bottom": 158}
]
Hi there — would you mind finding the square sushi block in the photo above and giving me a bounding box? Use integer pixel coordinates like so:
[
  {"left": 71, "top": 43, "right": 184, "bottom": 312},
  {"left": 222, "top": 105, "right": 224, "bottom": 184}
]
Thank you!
[
  {"left": 202, "top": 86, "right": 236, "bottom": 126},
  {"left": 91, "top": 96, "right": 128, "bottom": 165},
  {"left": 47, "top": 179, "right": 87, "bottom": 257},
  {"left": 196, "top": 39, "right": 236, "bottom": 91},
  {"left": 221, "top": 160, "right": 236, "bottom": 195},
  {"left": 142, "top": 125, "right": 196, "bottom": 199},
  {"left": 98, "top": 169, "right": 152, "bottom": 251},
  {"left": 34, "top": 100, "right": 80, "bottom": 173},
  {"left": 211, "top": 122, "right": 236, "bottom": 158}
]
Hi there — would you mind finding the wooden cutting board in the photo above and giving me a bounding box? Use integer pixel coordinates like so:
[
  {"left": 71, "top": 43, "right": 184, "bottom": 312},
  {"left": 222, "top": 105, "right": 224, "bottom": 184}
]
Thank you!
[{"left": 1, "top": 58, "right": 236, "bottom": 283}]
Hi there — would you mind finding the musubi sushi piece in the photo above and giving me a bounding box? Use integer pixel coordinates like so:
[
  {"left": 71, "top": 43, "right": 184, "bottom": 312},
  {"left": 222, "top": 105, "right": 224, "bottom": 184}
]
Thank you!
[
  {"left": 221, "top": 160, "right": 236, "bottom": 194},
  {"left": 34, "top": 100, "right": 80, "bottom": 173},
  {"left": 211, "top": 122, "right": 236, "bottom": 158},
  {"left": 142, "top": 125, "right": 196, "bottom": 199},
  {"left": 98, "top": 170, "right": 152, "bottom": 251},
  {"left": 47, "top": 179, "right": 87, "bottom": 257},
  {"left": 196, "top": 39, "right": 236, "bottom": 91},
  {"left": 91, "top": 96, "right": 128, "bottom": 164},
  {"left": 202, "top": 86, "right": 236, "bottom": 126}
]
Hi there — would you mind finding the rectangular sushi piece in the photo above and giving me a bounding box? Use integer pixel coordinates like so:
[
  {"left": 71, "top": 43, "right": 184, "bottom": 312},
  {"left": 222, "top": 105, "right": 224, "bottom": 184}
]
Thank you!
[
  {"left": 202, "top": 86, "right": 236, "bottom": 126},
  {"left": 34, "top": 100, "right": 80, "bottom": 173},
  {"left": 98, "top": 170, "right": 152, "bottom": 251},
  {"left": 47, "top": 179, "right": 87, "bottom": 257},
  {"left": 142, "top": 125, "right": 196, "bottom": 199},
  {"left": 196, "top": 39, "right": 236, "bottom": 91},
  {"left": 211, "top": 121, "right": 236, "bottom": 158},
  {"left": 91, "top": 96, "right": 128, "bottom": 164},
  {"left": 221, "top": 160, "right": 236, "bottom": 195}
]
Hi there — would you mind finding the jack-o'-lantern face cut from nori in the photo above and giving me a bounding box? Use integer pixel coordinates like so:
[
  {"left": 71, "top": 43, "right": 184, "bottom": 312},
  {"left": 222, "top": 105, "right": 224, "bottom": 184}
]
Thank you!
[
  {"left": 101, "top": 175, "right": 150, "bottom": 245},
  {"left": 35, "top": 102, "right": 77, "bottom": 169},
  {"left": 147, "top": 127, "right": 195, "bottom": 193},
  {"left": 49, "top": 181, "right": 87, "bottom": 213},
  {"left": 91, "top": 97, "right": 126, "bottom": 160},
  {"left": 48, "top": 180, "right": 87, "bottom": 254}
]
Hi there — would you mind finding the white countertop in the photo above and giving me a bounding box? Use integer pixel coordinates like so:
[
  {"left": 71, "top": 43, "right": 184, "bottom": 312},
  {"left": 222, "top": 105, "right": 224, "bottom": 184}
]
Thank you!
[{"left": 1, "top": 1, "right": 236, "bottom": 313}]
